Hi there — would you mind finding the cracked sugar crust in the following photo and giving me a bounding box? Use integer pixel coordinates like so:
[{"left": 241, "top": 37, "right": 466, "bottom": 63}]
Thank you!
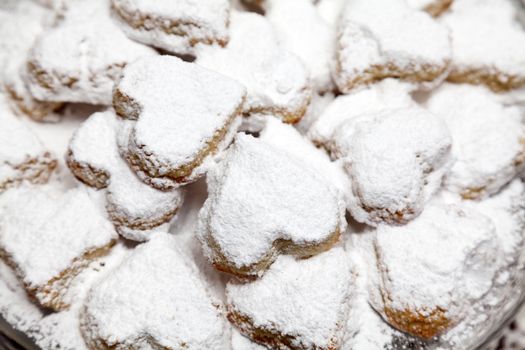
[
  {"left": 227, "top": 247, "right": 353, "bottom": 350},
  {"left": 407, "top": 0, "right": 453, "bottom": 17},
  {"left": 307, "top": 79, "right": 415, "bottom": 154},
  {"left": 371, "top": 200, "right": 503, "bottom": 340},
  {"left": 442, "top": 0, "right": 525, "bottom": 92},
  {"left": 0, "top": 2, "right": 62, "bottom": 121},
  {"left": 334, "top": 0, "right": 451, "bottom": 93},
  {"left": 196, "top": 10, "right": 312, "bottom": 124},
  {"left": 113, "top": 55, "right": 246, "bottom": 190},
  {"left": 197, "top": 134, "right": 346, "bottom": 279},
  {"left": 110, "top": 0, "right": 230, "bottom": 55},
  {"left": 24, "top": 0, "right": 156, "bottom": 106},
  {"left": 81, "top": 232, "right": 228, "bottom": 350},
  {"left": 0, "top": 96, "right": 57, "bottom": 193},
  {"left": 67, "top": 110, "right": 184, "bottom": 241},
  {"left": 0, "top": 184, "right": 117, "bottom": 311},
  {"left": 333, "top": 106, "right": 452, "bottom": 226},
  {"left": 265, "top": 0, "right": 335, "bottom": 92},
  {"left": 426, "top": 84, "right": 525, "bottom": 200}
]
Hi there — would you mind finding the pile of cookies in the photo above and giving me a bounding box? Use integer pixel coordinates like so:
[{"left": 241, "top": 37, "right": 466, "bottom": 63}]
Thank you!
[{"left": 1, "top": 0, "right": 525, "bottom": 349}]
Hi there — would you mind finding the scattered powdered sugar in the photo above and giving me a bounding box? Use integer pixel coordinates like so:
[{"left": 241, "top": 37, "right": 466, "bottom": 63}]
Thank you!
[
  {"left": 110, "top": 0, "right": 230, "bottom": 55},
  {"left": 25, "top": 0, "right": 156, "bottom": 105},
  {"left": 196, "top": 10, "right": 312, "bottom": 123},
  {"left": 81, "top": 232, "right": 228, "bottom": 349},
  {"left": 227, "top": 247, "right": 352, "bottom": 349},
  {"left": 308, "top": 79, "right": 415, "bottom": 152},
  {"left": 266, "top": 0, "right": 335, "bottom": 92},
  {"left": 315, "top": 0, "right": 346, "bottom": 29},
  {"left": 0, "top": 184, "right": 117, "bottom": 291},
  {"left": 197, "top": 133, "right": 346, "bottom": 273},
  {"left": 335, "top": 106, "right": 452, "bottom": 225},
  {"left": 372, "top": 200, "right": 503, "bottom": 334},
  {"left": 441, "top": 0, "right": 525, "bottom": 87},
  {"left": 426, "top": 84, "right": 525, "bottom": 199},
  {"left": 68, "top": 110, "right": 184, "bottom": 241},
  {"left": 335, "top": 0, "right": 451, "bottom": 91},
  {"left": 116, "top": 55, "right": 245, "bottom": 186}
]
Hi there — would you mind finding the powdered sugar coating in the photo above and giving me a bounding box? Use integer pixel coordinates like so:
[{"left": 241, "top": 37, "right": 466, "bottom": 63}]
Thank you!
[
  {"left": 67, "top": 111, "right": 184, "bottom": 241},
  {"left": 266, "top": 0, "right": 335, "bottom": 92},
  {"left": 0, "top": 96, "right": 57, "bottom": 192},
  {"left": 426, "top": 84, "right": 525, "bottom": 199},
  {"left": 196, "top": 10, "right": 312, "bottom": 124},
  {"left": 0, "top": 184, "right": 117, "bottom": 309},
  {"left": 110, "top": 0, "right": 230, "bottom": 55},
  {"left": 334, "top": 106, "right": 452, "bottom": 225},
  {"left": 442, "top": 0, "right": 525, "bottom": 91},
  {"left": 372, "top": 201, "right": 503, "bottom": 339},
  {"left": 197, "top": 134, "right": 346, "bottom": 277},
  {"left": 231, "top": 328, "right": 267, "bottom": 350},
  {"left": 114, "top": 55, "right": 246, "bottom": 190},
  {"left": 81, "top": 232, "right": 228, "bottom": 349},
  {"left": 335, "top": 0, "right": 451, "bottom": 92},
  {"left": 308, "top": 79, "right": 415, "bottom": 153},
  {"left": 227, "top": 247, "right": 352, "bottom": 350},
  {"left": 259, "top": 117, "right": 352, "bottom": 210},
  {"left": 25, "top": 0, "right": 156, "bottom": 105},
  {"left": 0, "top": 2, "right": 61, "bottom": 121}
]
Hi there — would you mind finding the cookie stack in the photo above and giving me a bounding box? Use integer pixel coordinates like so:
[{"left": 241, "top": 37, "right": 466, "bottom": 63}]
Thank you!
[{"left": 1, "top": 0, "right": 525, "bottom": 349}]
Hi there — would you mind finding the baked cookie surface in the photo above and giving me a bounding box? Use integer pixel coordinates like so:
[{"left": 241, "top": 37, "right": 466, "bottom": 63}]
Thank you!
[
  {"left": 197, "top": 134, "right": 346, "bottom": 278},
  {"left": 114, "top": 55, "right": 246, "bottom": 190}
]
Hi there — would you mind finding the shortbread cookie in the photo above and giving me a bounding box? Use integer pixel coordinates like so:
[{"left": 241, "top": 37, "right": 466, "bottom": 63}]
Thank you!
[
  {"left": 0, "top": 97, "right": 57, "bottom": 193},
  {"left": 426, "top": 84, "right": 525, "bottom": 200},
  {"left": 196, "top": 11, "right": 311, "bottom": 124},
  {"left": 371, "top": 202, "right": 502, "bottom": 339},
  {"left": 0, "top": 2, "right": 62, "bottom": 121},
  {"left": 25, "top": 0, "right": 156, "bottom": 106},
  {"left": 110, "top": 0, "right": 230, "bottom": 55},
  {"left": 0, "top": 185, "right": 117, "bottom": 311},
  {"left": 333, "top": 106, "right": 452, "bottom": 225},
  {"left": 308, "top": 79, "right": 414, "bottom": 154},
  {"left": 81, "top": 232, "right": 227, "bottom": 349},
  {"left": 227, "top": 247, "right": 352, "bottom": 350},
  {"left": 197, "top": 134, "right": 346, "bottom": 278},
  {"left": 335, "top": 0, "right": 451, "bottom": 93},
  {"left": 407, "top": 0, "right": 453, "bottom": 17},
  {"left": 67, "top": 111, "right": 184, "bottom": 241},
  {"left": 443, "top": 0, "right": 525, "bottom": 92},
  {"left": 114, "top": 55, "right": 246, "bottom": 190},
  {"left": 265, "top": 0, "right": 335, "bottom": 92}
]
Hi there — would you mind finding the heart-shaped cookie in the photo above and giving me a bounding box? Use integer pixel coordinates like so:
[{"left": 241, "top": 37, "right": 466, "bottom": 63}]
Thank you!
[
  {"left": 371, "top": 201, "right": 503, "bottom": 339},
  {"left": 426, "top": 84, "right": 525, "bottom": 200},
  {"left": 0, "top": 96, "right": 57, "bottom": 193},
  {"left": 110, "top": 0, "right": 230, "bottom": 55},
  {"left": 196, "top": 10, "right": 311, "bottom": 124},
  {"left": 25, "top": 0, "right": 156, "bottom": 105},
  {"left": 81, "top": 232, "right": 227, "bottom": 349},
  {"left": 197, "top": 133, "right": 346, "bottom": 278},
  {"left": 227, "top": 247, "right": 352, "bottom": 350},
  {"left": 0, "top": 184, "right": 117, "bottom": 311},
  {"left": 113, "top": 55, "right": 246, "bottom": 190},
  {"left": 67, "top": 111, "right": 184, "bottom": 241},
  {"left": 335, "top": 0, "right": 451, "bottom": 92},
  {"left": 443, "top": 0, "right": 525, "bottom": 92},
  {"left": 333, "top": 106, "right": 452, "bottom": 225}
]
